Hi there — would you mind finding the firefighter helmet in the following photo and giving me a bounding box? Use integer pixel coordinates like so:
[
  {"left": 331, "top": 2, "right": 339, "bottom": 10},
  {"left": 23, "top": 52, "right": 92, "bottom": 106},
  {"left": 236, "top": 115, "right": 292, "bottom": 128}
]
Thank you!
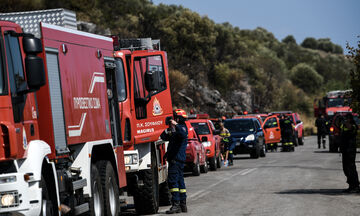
[{"left": 174, "top": 109, "right": 188, "bottom": 119}]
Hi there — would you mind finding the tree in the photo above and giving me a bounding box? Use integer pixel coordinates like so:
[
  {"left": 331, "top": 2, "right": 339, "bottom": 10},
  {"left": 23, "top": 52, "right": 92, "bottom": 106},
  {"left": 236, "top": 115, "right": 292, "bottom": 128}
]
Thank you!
[
  {"left": 301, "top": 37, "right": 317, "bottom": 49},
  {"left": 282, "top": 35, "right": 296, "bottom": 44},
  {"left": 290, "top": 63, "right": 323, "bottom": 94},
  {"left": 347, "top": 39, "right": 360, "bottom": 113}
]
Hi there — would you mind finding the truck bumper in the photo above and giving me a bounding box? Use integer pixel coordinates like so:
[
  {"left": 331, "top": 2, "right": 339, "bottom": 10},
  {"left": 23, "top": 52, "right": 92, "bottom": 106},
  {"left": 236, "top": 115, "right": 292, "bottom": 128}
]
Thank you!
[{"left": 0, "top": 172, "right": 42, "bottom": 216}]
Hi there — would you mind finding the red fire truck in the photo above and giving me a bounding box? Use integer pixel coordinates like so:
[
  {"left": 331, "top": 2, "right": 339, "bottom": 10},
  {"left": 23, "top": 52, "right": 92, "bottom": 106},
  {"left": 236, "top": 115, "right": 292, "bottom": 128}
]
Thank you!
[
  {"left": 314, "top": 90, "right": 352, "bottom": 119},
  {"left": 0, "top": 9, "right": 172, "bottom": 215}
]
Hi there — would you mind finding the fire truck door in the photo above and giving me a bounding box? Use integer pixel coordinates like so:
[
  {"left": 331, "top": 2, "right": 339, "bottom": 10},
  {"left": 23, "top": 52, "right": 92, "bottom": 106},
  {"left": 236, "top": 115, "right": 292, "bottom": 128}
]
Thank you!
[
  {"left": 262, "top": 116, "right": 281, "bottom": 144},
  {"left": 105, "top": 61, "right": 122, "bottom": 146}
]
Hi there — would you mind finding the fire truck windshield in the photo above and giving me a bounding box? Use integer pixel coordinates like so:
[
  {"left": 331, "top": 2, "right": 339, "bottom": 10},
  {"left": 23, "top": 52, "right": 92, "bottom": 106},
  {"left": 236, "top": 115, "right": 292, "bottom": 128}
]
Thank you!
[{"left": 327, "top": 98, "right": 344, "bottom": 107}]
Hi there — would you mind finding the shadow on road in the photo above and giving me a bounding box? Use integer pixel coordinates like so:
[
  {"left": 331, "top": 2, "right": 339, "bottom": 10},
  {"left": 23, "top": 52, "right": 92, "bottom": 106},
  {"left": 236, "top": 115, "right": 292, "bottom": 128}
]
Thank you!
[
  {"left": 313, "top": 150, "right": 333, "bottom": 153},
  {"left": 277, "top": 188, "right": 349, "bottom": 196}
]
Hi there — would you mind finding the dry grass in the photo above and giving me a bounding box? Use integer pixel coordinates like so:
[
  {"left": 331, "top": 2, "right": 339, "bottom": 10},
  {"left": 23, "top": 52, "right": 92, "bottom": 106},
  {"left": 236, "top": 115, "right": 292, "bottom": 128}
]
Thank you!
[{"left": 301, "top": 114, "right": 316, "bottom": 136}]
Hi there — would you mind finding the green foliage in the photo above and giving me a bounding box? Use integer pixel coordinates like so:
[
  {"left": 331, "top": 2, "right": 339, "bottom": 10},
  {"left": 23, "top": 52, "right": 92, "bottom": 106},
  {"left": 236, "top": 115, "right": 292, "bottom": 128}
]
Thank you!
[
  {"left": 301, "top": 37, "right": 317, "bottom": 49},
  {"left": 290, "top": 63, "right": 323, "bottom": 94},
  {"left": 347, "top": 39, "right": 360, "bottom": 113},
  {"left": 282, "top": 35, "right": 296, "bottom": 44}
]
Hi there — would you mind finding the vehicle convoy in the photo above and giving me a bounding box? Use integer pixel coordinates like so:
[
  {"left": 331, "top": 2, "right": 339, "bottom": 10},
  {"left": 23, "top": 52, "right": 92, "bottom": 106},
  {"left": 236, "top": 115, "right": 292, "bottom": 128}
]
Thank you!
[
  {"left": 0, "top": 9, "right": 173, "bottom": 215},
  {"left": 314, "top": 90, "right": 352, "bottom": 119},
  {"left": 184, "top": 121, "right": 207, "bottom": 176},
  {"left": 224, "top": 118, "right": 265, "bottom": 159},
  {"left": 189, "top": 115, "right": 222, "bottom": 171},
  {"left": 269, "top": 111, "right": 305, "bottom": 146}
]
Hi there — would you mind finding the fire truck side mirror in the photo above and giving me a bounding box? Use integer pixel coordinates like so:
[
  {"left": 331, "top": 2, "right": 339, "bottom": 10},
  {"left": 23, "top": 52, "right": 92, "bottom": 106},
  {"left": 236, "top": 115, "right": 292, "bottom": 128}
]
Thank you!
[
  {"left": 23, "top": 37, "right": 46, "bottom": 90},
  {"left": 145, "top": 70, "right": 161, "bottom": 92}
]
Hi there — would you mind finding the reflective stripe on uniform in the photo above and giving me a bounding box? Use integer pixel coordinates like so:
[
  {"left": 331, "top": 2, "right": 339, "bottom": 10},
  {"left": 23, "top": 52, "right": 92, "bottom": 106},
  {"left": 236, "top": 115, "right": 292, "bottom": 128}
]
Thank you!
[
  {"left": 229, "top": 151, "right": 233, "bottom": 153},
  {"left": 170, "top": 188, "right": 179, "bottom": 192},
  {"left": 180, "top": 189, "right": 186, "bottom": 193}
]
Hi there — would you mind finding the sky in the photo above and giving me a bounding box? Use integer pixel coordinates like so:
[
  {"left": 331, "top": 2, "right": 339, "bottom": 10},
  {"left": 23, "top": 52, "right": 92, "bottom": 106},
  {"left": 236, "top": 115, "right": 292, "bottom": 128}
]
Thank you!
[{"left": 152, "top": 0, "right": 360, "bottom": 52}]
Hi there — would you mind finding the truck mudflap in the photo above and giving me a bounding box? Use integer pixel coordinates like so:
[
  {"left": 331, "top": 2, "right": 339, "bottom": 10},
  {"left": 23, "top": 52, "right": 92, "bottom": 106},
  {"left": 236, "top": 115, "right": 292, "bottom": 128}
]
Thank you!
[{"left": 0, "top": 170, "right": 42, "bottom": 215}]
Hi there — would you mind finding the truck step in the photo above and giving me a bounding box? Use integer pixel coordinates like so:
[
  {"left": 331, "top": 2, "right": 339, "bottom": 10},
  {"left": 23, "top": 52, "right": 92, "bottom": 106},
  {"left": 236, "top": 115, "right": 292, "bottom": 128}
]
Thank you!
[
  {"left": 74, "top": 203, "right": 89, "bottom": 215},
  {"left": 72, "top": 178, "right": 87, "bottom": 191}
]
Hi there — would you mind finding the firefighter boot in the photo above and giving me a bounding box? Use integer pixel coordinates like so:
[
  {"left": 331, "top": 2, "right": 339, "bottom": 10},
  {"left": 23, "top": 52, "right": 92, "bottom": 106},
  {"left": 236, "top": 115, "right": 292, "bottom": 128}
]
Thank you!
[
  {"left": 166, "top": 201, "right": 181, "bottom": 214},
  {"left": 180, "top": 200, "right": 188, "bottom": 213}
]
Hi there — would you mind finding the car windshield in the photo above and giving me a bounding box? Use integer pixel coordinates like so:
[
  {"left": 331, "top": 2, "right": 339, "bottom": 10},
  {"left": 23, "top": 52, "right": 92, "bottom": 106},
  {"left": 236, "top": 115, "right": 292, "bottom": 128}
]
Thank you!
[
  {"left": 224, "top": 119, "right": 255, "bottom": 133},
  {"left": 327, "top": 98, "right": 344, "bottom": 107},
  {"left": 191, "top": 122, "right": 210, "bottom": 135}
]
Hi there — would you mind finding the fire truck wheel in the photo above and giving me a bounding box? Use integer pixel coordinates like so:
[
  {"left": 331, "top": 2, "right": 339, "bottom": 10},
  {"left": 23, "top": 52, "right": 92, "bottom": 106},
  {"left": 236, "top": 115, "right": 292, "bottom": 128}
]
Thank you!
[
  {"left": 133, "top": 148, "right": 159, "bottom": 215},
  {"left": 216, "top": 154, "right": 222, "bottom": 169},
  {"left": 40, "top": 176, "right": 55, "bottom": 216},
  {"left": 89, "top": 164, "right": 104, "bottom": 216},
  {"left": 209, "top": 156, "right": 217, "bottom": 171},
  {"left": 293, "top": 134, "right": 299, "bottom": 146},
  {"left": 192, "top": 157, "right": 201, "bottom": 176},
  {"left": 97, "top": 161, "right": 120, "bottom": 216},
  {"left": 159, "top": 181, "right": 171, "bottom": 206},
  {"left": 201, "top": 157, "right": 209, "bottom": 173}
]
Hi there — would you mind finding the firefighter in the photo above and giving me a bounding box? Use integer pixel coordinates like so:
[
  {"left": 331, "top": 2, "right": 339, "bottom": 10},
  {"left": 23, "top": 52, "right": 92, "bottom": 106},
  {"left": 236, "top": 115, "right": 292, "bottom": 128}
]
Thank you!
[
  {"left": 219, "top": 122, "right": 231, "bottom": 166},
  {"left": 280, "top": 115, "right": 294, "bottom": 152},
  {"left": 161, "top": 109, "right": 188, "bottom": 214},
  {"left": 340, "top": 113, "right": 359, "bottom": 193},
  {"left": 315, "top": 114, "right": 327, "bottom": 149}
]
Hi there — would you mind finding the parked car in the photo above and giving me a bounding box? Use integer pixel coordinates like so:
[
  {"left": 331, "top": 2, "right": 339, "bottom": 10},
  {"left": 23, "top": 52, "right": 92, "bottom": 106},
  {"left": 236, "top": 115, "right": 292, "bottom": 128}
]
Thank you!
[
  {"left": 184, "top": 121, "right": 208, "bottom": 176},
  {"left": 224, "top": 118, "right": 265, "bottom": 159},
  {"left": 189, "top": 119, "right": 222, "bottom": 171}
]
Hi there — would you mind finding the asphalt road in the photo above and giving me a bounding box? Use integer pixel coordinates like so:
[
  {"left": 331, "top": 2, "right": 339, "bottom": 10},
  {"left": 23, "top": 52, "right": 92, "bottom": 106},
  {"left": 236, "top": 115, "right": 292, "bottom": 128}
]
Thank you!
[{"left": 125, "top": 136, "right": 360, "bottom": 215}]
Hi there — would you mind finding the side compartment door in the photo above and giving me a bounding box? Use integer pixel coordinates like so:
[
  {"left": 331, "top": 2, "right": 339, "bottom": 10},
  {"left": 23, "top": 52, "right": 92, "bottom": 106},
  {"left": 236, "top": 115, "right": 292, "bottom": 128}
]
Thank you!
[{"left": 262, "top": 115, "right": 281, "bottom": 144}]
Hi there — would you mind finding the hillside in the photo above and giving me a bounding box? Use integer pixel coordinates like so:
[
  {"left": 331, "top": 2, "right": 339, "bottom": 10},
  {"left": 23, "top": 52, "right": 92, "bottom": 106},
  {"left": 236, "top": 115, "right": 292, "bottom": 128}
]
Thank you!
[{"left": 1, "top": 0, "right": 355, "bottom": 119}]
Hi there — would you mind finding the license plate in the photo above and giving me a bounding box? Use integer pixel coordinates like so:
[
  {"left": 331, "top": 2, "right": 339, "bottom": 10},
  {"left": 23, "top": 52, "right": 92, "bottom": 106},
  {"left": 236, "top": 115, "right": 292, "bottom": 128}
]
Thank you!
[{"left": 248, "top": 144, "right": 253, "bottom": 147}]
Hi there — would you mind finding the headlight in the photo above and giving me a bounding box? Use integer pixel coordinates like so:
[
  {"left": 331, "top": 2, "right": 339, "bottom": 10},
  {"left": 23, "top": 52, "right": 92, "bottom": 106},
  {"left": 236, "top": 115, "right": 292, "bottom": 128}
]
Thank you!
[
  {"left": 0, "top": 176, "right": 16, "bottom": 184},
  {"left": 1, "top": 194, "right": 15, "bottom": 206},
  {"left": 202, "top": 141, "right": 212, "bottom": 147},
  {"left": 124, "top": 154, "right": 138, "bottom": 165},
  {"left": 245, "top": 134, "right": 255, "bottom": 141}
]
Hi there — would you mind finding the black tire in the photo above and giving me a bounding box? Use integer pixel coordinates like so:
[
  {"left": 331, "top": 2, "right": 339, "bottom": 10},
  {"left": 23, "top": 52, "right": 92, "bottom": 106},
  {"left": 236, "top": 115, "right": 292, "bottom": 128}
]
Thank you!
[
  {"left": 133, "top": 148, "right": 159, "bottom": 215},
  {"left": 159, "top": 181, "right": 171, "bottom": 206},
  {"left": 96, "top": 161, "right": 120, "bottom": 216},
  {"left": 89, "top": 164, "right": 104, "bottom": 216},
  {"left": 200, "top": 157, "right": 209, "bottom": 173},
  {"left": 298, "top": 134, "right": 304, "bottom": 146},
  {"left": 216, "top": 153, "right": 222, "bottom": 169},
  {"left": 260, "top": 144, "right": 266, "bottom": 157},
  {"left": 192, "top": 156, "right": 201, "bottom": 176},
  {"left": 209, "top": 156, "right": 217, "bottom": 171},
  {"left": 40, "top": 176, "right": 55, "bottom": 216},
  {"left": 293, "top": 134, "right": 299, "bottom": 147}
]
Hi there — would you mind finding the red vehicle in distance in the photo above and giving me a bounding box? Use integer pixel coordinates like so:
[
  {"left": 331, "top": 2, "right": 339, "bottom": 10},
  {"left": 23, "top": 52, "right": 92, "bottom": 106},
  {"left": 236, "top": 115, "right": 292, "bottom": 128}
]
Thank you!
[
  {"left": 184, "top": 121, "right": 208, "bottom": 176},
  {"left": 189, "top": 118, "right": 222, "bottom": 171},
  {"left": 269, "top": 111, "right": 305, "bottom": 146}
]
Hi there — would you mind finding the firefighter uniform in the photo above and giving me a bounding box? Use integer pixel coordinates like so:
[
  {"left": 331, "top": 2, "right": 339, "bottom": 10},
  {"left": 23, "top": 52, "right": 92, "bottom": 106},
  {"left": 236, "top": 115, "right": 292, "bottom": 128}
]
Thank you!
[
  {"left": 280, "top": 117, "right": 294, "bottom": 151},
  {"left": 219, "top": 126, "right": 231, "bottom": 165},
  {"left": 340, "top": 114, "right": 359, "bottom": 192},
  {"left": 315, "top": 115, "right": 327, "bottom": 149},
  {"left": 161, "top": 109, "right": 188, "bottom": 214}
]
